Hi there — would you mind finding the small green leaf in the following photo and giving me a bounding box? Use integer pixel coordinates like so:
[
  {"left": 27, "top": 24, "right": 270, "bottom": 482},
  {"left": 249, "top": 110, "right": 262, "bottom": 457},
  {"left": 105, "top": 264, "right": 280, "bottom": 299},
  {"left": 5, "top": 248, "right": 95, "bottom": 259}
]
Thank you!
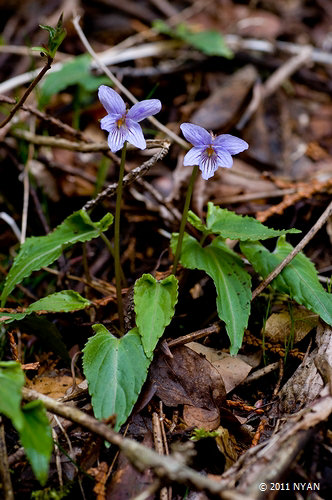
[
  {"left": 0, "top": 363, "right": 52, "bottom": 485},
  {"left": 39, "top": 54, "right": 110, "bottom": 107},
  {"left": 83, "top": 325, "right": 150, "bottom": 430},
  {"left": 152, "top": 20, "right": 232, "bottom": 58},
  {"left": 206, "top": 203, "right": 301, "bottom": 241},
  {"left": 241, "top": 237, "right": 332, "bottom": 326},
  {"left": 187, "top": 210, "right": 208, "bottom": 233},
  {"left": 1, "top": 290, "right": 91, "bottom": 324},
  {"left": 171, "top": 233, "right": 251, "bottom": 355},
  {"left": 0, "top": 361, "right": 25, "bottom": 431},
  {"left": 1, "top": 210, "right": 113, "bottom": 306},
  {"left": 20, "top": 401, "right": 53, "bottom": 486},
  {"left": 39, "top": 14, "right": 66, "bottom": 58},
  {"left": 134, "top": 273, "right": 178, "bottom": 358}
]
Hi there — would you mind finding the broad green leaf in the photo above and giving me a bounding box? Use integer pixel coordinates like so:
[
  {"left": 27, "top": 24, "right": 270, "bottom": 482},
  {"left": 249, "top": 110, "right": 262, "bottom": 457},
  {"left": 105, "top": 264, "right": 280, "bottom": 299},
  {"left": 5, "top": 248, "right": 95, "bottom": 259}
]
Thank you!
[
  {"left": 241, "top": 237, "right": 332, "bottom": 326},
  {"left": 134, "top": 274, "right": 178, "bottom": 358},
  {"left": 0, "top": 361, "right": 25, "bottom": 431},
  {"left": 1, "top": 290, "right": 91, "bottom": 324},
  {"left": 171, "top": 233, "right": 251, "bottom": 355},
  {"left": 83, "top": 325, "right": 150, "bottom": 430},
  {"left": 1, "top": 210, "right": 113, "bottom": 306},
  {"left": 152, "top": 20, "right": 232, "bottom": 58},
  {"left": 20, "top": 401, "right": 53, "bottom": 486},
  {"left": 206, "top": 203, "right": 300, "bottom": 241},
  {"left": 39, "top": 54, "right": 110, "bottom": 107}
]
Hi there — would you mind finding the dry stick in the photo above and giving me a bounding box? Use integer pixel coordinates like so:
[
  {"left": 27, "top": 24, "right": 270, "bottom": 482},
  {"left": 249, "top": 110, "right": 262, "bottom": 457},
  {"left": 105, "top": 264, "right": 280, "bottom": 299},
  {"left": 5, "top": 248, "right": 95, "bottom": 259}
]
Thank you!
[
  {"left": 71, "top": 15, "right": 188, "bottom": 150},
  {"left": 3, "top": 34, "right": 332, "bottom": 96},
  {"left": 237, "top": 46, "right": 312, "bottom": 130},
  {"left": 83, "top": 141, "right": 171, "bottom": 212},
  {"left": 251, "top": 200, "right": 332, "bottom": 301},
  {"left": 21, "top": 387, "right": 243, "bottom": 499},
  {"left": 21, "top": 115, "right": 36, "bottom": 244},
  {"left": 0, "top": 55, "right": 53, "bottom": 129}
]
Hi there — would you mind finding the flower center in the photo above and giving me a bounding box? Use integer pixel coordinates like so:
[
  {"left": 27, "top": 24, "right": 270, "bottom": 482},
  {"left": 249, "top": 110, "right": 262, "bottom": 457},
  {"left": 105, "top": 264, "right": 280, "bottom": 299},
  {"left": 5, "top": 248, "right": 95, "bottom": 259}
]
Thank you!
[
  {"left": 206, "top": 145, "right": 215, "bottom": 157},
  {"left": 116, "top": 116, "right": 126, "bottom": 128}
]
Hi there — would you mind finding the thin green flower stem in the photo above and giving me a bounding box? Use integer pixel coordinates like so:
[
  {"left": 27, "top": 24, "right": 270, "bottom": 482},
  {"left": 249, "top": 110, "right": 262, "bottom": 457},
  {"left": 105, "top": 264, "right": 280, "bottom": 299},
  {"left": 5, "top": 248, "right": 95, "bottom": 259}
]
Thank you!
[
  {"left": 114, "top": 141, "right": 127, "bottom": 335},
  {"left": 100, "top": 232, "right": 127, "bottom": 287},
  {"left": 172, "top": 164, "right": 199, "bottom": 274}
]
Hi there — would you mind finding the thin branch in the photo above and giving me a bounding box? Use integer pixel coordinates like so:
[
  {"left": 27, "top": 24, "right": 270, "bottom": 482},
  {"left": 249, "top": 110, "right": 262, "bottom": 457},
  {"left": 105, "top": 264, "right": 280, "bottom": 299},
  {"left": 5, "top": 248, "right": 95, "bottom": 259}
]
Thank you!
[
  {"left": 251, "top": 200, "right": 332, "bottom": 300},
  {"left": 21, "top": 387, "right": 245, "bottom": 499},
  {"left": 237, "top": 46, "right": 312, "bottom": 129},
  {"left": 10, "top": 128, "right": 109, "bottom": 152},
  {"left": 0, "top": 55, "right": 53, "bottom": 129},
  {"left": 71, "top": 15, "right": 188, "bottom": 150},
  {"left": 83, "top": 141, "right": 171, "bottom": 212},
  {"left": 2, "top": 34, "right": 332, "bottom": 96}
]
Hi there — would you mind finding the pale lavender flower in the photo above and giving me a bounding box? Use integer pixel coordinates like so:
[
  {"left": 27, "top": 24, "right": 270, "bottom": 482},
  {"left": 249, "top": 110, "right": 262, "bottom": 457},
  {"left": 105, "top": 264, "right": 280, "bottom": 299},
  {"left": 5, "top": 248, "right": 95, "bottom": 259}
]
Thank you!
[
  {"left": 180, "top": 123, "right": 249, "bottom": 180},
  {"left": 98, "top": 85, "right": 161, "bottom": 152}
]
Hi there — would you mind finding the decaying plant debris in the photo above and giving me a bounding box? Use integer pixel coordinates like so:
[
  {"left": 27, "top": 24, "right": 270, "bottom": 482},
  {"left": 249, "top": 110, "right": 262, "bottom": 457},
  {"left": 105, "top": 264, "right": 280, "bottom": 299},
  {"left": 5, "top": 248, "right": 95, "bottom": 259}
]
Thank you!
[{"left": 0, "top": 1, "right": 332, "bottom": 499}]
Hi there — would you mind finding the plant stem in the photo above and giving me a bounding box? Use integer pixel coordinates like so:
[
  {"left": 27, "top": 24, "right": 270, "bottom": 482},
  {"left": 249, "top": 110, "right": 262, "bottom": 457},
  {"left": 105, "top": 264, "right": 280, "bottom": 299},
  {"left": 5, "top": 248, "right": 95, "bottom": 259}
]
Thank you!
[
  {"left": 0, "top": 55, "right": 53, "bottom": 129},
  {"left": 114, "top": 141, "right": 127, "bottom": 335},
  {"left": 172, "top": 164, "right": 199, "bottom": 274}
]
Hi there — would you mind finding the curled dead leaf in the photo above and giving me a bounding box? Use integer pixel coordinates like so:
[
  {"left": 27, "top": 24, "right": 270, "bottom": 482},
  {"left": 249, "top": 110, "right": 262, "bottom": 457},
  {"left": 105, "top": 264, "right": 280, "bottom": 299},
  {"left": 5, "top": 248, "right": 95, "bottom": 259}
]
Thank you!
[{"left": 264, "top": 307, "right": 318, "bottom": 344}]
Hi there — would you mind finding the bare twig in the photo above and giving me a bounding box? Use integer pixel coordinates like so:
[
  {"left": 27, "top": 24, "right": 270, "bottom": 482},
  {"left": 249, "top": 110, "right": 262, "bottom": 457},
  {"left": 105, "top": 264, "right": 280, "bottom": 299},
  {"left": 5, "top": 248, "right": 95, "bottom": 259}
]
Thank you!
[
  {"left": 167, "top": 322, "right": 221, "bottom": 348},
  {"left": 251, "top": 200, "right": 332, "bottom": 300},
  {"left": 82, "top": 141, "right": 171, "bottom": 212},
  {"left": 214, "top": 188, "right": 297, "bottom": 205},
  {"left": 237, "top": 46, "right": 312, "bottom": 129},
  {"left": 10, "top": 128, "right": 109, "bottom": 152},
  {"left": 0, "top": 55, "right": 53, "bottom": 129},
  {"left": 21, "top": 387, "right": 244, "bottom": 499},
  {"left": 2, "top": 34, "right": 332, "bottom": 96},
  {"left": 21, "top": 115, "right": 36, "bottom": 243}
]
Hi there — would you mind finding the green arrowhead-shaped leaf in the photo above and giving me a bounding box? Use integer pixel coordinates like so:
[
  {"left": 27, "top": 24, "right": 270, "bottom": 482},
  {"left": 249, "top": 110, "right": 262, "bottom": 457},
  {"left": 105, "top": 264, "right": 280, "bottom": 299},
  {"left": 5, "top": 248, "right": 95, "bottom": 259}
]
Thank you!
[
  {"left": 1, "top": 290, "right": 91, "bottom": 324},
  {"left": 1, "top": 210, "right": 113, "bottom": 306},
  {"left": 171, "top": 233, "right": 251, "bottom": 355},
  {"left": 20, "top": 400, "right": 53, "bottom": 486},
  {"left": 134, "top": 274, "right": 178, "bottom": 358},
  {"left": 83, "top": 325, "right": 150, "bottom": 430},
  {"left": 206, "top": 203, "right": 300, "bottom": 241},
  {"left": 0, "top": 361, "right": 25, "bottom": 431},
  {"left": 241, "top": 237, "right": 332, "bottom": 326}
]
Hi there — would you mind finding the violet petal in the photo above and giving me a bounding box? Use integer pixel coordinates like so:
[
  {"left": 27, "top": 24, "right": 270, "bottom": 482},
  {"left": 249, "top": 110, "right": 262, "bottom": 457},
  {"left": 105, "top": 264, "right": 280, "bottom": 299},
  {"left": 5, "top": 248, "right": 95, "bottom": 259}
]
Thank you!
[
  {"left": 183, "top": 146, "right": 205, "bottom": 166},
  {"left": 107, "top": 125, "right": 127, "bottom": 153},
  {"left": 100, "top": 114, "right": 121, "bottom": 132},
  {"left": 98, "top": 85, "right": 126, "bottom": 116},
  {"left": 126, "top": 119, "right": 146, "bottom": 150},
  {"left": 127, "top": 99, "right": 161, "bottom": 122},
  {"left": 214, "top": 148, "right": 233, "bottom": 168},
  {"left": 213, "top": 134, "right": 248, "bottom": 154},
  {"left": 180, "top": 123, "right": 211, "bottom": 147},
  {"left": 199, "top": 152, "right": 220, "bottom": 180}
]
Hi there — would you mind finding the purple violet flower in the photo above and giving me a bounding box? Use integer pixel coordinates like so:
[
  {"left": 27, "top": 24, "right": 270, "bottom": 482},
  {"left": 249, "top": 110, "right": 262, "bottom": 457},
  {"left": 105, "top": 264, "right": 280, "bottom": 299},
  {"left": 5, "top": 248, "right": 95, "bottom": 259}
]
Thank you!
[
  {"left": 180, "top": 123, "right": 249, "bottom": 180},
  {"left": 98, "top": 85, "right": 162, "bottom": 152}
]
